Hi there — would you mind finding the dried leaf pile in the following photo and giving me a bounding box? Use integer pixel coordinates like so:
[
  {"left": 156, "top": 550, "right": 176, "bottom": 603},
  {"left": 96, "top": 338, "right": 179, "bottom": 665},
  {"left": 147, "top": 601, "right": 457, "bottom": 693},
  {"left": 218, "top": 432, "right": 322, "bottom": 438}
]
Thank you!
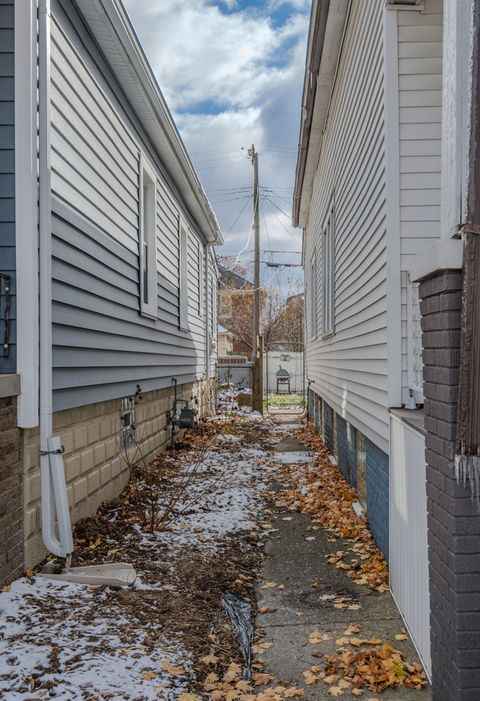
[
  {"left": 276, "top": 423, "right": 389, "bottom": 593},
  {"left": 323, "top": 642, "right": 426, "bottom": 694}
]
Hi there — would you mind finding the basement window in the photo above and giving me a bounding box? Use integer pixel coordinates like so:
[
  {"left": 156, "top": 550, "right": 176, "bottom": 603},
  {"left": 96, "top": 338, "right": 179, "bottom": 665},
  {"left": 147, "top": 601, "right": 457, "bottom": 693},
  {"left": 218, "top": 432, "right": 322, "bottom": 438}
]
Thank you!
[{"left": 139, "top": 158, "right": 157, "bottom": 318}]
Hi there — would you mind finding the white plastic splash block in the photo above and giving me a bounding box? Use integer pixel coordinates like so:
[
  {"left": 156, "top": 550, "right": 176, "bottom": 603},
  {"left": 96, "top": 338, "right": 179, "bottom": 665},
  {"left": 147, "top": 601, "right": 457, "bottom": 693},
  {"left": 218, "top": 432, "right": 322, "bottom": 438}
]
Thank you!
[
  {"left": 39, "top": 562, "right": 137, "bottom": 587},
  {"left": 274, "top": 451, "right": 314, "bottom": 465}
]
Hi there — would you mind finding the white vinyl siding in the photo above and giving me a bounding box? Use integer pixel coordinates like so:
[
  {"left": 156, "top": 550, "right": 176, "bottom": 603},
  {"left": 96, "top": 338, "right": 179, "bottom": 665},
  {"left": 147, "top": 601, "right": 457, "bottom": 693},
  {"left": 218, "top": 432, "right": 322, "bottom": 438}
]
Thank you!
[
  {"left": 397, "top": 0, "right": 442, "bottom": 402},
  {"left": 304, "top": 0, "right": 389, "bottom": 452}
]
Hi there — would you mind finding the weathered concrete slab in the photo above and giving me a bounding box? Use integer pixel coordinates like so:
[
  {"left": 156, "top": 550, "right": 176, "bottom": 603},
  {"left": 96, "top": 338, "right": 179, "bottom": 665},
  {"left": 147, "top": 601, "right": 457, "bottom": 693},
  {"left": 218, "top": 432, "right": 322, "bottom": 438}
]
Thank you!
[
  {"left": 274, "top": 436, "right": 310, "bottom": 453},
  {"left": 256, "top": 509, "right": 432, "bottom": 700}
]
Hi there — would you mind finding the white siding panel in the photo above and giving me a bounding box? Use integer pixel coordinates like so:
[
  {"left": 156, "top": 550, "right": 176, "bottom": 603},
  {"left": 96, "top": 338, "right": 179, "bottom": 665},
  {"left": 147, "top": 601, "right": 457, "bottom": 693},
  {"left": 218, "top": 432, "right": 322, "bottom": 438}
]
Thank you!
[
  {"left": 390, "top": 415, "right": 431, "bottom": 678},
  {"left": 304, "top": 0, "right": 389, "bottom": 452},
  {"left": 398, "top": 0, "right": 443, "bottom": 272}
]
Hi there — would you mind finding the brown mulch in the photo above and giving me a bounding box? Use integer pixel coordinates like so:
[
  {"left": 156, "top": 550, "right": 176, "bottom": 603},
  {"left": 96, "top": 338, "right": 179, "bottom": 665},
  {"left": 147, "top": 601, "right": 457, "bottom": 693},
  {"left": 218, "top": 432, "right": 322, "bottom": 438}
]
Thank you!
[{"left": 36, "top": 417, "right": 274, "bottom": 694}]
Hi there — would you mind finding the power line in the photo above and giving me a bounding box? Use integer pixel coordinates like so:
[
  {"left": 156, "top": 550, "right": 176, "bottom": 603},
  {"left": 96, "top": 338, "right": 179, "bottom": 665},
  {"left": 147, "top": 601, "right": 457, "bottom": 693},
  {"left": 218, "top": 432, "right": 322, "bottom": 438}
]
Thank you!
[
  {"left": 263, "top": 197, "right": 292, "bottom": 221},
  {"left": 222, "top": 195, "right": 253, "bottom": 241}
]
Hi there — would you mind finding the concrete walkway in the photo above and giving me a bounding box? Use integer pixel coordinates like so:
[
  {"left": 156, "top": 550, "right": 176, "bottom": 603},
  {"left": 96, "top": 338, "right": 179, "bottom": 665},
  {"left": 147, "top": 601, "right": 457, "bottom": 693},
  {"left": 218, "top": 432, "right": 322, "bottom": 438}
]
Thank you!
[{"left": 256, "top": 424, "right": 432, "bottom": 700}]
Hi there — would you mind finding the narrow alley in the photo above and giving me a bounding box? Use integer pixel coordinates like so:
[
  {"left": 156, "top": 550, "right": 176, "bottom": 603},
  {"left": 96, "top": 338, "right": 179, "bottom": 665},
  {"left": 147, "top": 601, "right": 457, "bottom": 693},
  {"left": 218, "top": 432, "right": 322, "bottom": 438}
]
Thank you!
[{"left": 0, "top": 414, "right": 429, "bottom": 701}]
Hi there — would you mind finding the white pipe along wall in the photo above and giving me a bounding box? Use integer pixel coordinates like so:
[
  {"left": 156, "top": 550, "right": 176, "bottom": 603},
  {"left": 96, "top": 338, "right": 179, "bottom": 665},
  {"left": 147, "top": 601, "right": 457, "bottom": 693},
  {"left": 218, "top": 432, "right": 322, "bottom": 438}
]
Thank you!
[{"left": 39, "top": 0, "right": 74, "bottom": 558}]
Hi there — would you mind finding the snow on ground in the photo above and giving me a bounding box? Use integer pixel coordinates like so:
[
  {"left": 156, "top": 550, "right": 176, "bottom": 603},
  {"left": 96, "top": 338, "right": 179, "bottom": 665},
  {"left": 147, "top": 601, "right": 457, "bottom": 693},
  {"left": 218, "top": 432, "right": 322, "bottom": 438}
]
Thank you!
[
  {"left": 0, "top": 417, "right": 278, "bottom": 701},
  {"left": 0, "top": 577, "right": 191, "bottom": 701}
]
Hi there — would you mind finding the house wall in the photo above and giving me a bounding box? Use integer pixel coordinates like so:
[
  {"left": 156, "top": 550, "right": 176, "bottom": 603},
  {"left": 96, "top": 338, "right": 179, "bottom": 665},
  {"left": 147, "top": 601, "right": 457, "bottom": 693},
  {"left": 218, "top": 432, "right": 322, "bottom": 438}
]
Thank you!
[
  {"left": 304, "top": 0, "right": 389, "bottom": 454},
  {"left": 0, "top": 1, "right": 15, "bottom": 373},
  {"left": 309, "top": 387, "right": 389, "bottom": 559},
  {"left": 0, "top": 375, "right": 23, "bottom": 586},
  {"left": 23, "top": 378, "right": 215, "bottom": 568},
  {"left": 48, "top": 0, "right": 214, "bottom": 412},
  {"left": 397, "top": 0, "right": 443, "bottom": 401}
]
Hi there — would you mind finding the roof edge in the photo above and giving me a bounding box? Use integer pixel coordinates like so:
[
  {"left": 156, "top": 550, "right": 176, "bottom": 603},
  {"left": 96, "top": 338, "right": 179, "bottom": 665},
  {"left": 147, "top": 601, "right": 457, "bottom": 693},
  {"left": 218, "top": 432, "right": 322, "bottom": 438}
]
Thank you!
[
  {"left": 76, "top": 0, "right": 223, "bottom": 244},
  {"left": 292, "top": 0, "right": 349, "bottom": 228}
]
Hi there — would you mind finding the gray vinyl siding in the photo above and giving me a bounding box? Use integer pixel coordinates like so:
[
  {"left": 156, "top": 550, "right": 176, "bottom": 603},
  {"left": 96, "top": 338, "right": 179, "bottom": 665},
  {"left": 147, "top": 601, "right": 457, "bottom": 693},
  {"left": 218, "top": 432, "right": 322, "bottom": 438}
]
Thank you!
[
  {"left": 304, "top": 0, "right": 388, "bottom": 453},
  {"left": 0, "top": 1, "right": 15, "bottom": 373},
  {"left": 49, "top": 0, "right": 213, "bottom": 411}
]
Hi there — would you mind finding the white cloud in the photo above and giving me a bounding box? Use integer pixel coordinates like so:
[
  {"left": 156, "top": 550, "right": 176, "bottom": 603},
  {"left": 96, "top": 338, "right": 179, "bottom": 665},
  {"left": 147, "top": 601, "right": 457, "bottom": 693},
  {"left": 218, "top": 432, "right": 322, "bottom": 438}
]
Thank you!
[{"left": 124, "top": 0, "right": 307, "bottom": 287}]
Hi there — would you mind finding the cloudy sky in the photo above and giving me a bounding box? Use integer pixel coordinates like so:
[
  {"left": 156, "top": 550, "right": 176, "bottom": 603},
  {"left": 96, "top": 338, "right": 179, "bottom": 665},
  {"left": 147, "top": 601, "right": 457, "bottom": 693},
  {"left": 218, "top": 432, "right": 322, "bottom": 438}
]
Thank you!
[{"left": 124, "top": 0, "right": 309, "bottom": 293}]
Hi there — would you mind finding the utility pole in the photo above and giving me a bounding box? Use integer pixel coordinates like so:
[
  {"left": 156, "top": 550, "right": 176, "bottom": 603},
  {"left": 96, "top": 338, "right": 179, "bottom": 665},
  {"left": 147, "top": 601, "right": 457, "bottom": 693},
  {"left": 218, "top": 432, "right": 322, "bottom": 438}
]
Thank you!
[{"left": 248, "top": 144, "right": 263, "bottom": 413}]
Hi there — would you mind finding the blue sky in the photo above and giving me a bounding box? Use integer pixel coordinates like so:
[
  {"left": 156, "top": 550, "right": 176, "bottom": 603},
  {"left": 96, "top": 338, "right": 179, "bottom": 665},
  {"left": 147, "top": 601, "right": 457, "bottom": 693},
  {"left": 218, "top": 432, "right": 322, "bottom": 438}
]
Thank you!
[{"left": 124, "top": 0, "right": 310, "bottom": 293}]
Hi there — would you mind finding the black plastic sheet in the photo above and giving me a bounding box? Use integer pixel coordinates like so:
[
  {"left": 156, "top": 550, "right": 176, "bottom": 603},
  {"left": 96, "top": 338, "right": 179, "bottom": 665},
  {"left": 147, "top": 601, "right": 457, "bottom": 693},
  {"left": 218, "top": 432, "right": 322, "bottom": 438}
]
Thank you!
[{"left": 221, "top": 591, "right": 254, "bottom": 680}]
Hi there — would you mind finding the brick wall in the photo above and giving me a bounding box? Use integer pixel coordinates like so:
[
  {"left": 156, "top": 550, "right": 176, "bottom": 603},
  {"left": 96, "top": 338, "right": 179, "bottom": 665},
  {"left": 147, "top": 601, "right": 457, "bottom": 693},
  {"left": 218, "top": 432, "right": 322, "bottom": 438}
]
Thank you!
[
  {"left": 365, "top": 438, "right": 389, "bottom": 559},
  {"left": 0, "top": 395, "right": 23, "bottom": 586},
  {"left": 420, "top": 270, "right": 480, "bottom": 701},
  {"left": 23, "top": 378, "right": 215, "bottom": 568}
]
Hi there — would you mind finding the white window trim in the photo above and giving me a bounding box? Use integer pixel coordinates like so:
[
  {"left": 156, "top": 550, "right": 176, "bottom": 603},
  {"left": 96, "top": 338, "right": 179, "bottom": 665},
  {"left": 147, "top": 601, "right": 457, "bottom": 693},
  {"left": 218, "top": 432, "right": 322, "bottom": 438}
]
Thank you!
[
  {"left": 139, "top": 156, "right": 158, "bottom": 318},
  {"left": 198, "top": 240, "right": 205, "bottom": 317},
  {"left": 322, "top": 202, "right": 335, "bottom": 337},
  {"left": 179, "top": 216, "right": 189, "bottom": 331},
  {"left": 309, "top": 252, "right": 317, "bottom": 338}
]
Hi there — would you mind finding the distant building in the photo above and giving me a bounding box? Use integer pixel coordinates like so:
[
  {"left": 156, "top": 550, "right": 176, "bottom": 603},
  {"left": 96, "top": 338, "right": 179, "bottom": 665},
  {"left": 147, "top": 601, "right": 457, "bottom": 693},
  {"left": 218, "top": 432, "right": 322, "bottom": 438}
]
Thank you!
[{"left": 217, "top": 325, "right": 233, "bottom": 357}]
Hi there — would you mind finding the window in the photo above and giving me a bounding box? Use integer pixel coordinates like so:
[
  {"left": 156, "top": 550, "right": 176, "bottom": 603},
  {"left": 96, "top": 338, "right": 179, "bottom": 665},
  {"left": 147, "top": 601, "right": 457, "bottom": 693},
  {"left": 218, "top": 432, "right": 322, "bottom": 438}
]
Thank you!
[
  {"left": 309, "top": 252, "right": 317, "bottom": 337},
  {"left": 179, "top": 217, "right": 189, "bottom": 330},
  {"left": 198, "top": 241, "right": 205, "bottom": 316},
  {"left": 322, "top": 203, "right": 335, "bottom": 336},
  {"left": 139, "top": 159, "right": 157, "bottom": 317},
  {"left": 407, "top": 277, "right": 424, "bottom": 403}
]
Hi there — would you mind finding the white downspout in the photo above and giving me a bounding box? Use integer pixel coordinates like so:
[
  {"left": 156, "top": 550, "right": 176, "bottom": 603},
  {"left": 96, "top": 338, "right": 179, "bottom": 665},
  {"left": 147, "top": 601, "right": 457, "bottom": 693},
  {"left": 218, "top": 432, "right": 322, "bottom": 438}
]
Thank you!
[{"left": 39, "top": 0, "right": 73, "bottom": 558}]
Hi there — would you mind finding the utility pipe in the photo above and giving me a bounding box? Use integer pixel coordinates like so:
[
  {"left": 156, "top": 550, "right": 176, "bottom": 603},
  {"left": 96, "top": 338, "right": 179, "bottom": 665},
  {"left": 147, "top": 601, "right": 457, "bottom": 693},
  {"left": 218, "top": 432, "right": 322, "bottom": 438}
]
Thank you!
[{"left": 39, "top": 0, "right": 73, "bottom": 558}]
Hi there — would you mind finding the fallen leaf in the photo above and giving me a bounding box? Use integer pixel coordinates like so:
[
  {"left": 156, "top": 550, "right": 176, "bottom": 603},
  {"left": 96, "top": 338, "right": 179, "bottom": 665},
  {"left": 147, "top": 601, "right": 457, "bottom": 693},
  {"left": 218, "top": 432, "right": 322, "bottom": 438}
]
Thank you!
[
  {"left": 141, "top": 671, "right": 156, "bottom": 681},
  {"left": 253, "top": 672, "right": 274, "bottom": 686},
  {"left": 252, "top": 642, "right": 273, "bottom": 653},
  {"left": 283, "top": 687, "right": 304, "bottom": 697},
  {"left": 178, "top": 695, "right": 200, "bottom": 701},
  {"left": 161, "top": 660, "right": 185, "bottom": 676},
  {"left": 328, "top": 687, "right": 344, "bottom": 696},
  {"left": 395, "top": 634, "right": 409, "bottom": 641},
  {"left": 302, "top": 671, "right": 318, "bottom": 685},
  {"left": 201, "top": 654, "right": 218, "bottom": 665}
]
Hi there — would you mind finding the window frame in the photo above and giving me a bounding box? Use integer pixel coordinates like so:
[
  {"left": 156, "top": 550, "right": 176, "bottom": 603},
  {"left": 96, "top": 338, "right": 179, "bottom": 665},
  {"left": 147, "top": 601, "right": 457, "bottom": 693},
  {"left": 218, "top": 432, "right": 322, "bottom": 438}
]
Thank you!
[
  {"left": 179, "top": 216, "right": 189, "bottom": 331},
  {"left": 198, "top": 239, "right": 205, "bottom": 317},
  {"left": 139, "top": 156, "right": 158, "bottom": 319},
  {"left": 309, "top": 251, "right": 317, "bottom": 338},
  {"left": 322, "top": 201, "right": 335, "bottom": 337},
  {"left": 406, "top": 276, "right": 424, "bottom": 403}
]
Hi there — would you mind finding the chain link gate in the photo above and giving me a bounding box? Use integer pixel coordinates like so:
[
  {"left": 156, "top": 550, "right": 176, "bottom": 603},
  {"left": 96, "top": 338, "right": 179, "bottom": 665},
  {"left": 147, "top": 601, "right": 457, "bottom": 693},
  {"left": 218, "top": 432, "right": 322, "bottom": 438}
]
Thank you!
[{"left": 264, "top": 341, "right": 305, "bottom": 415}]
